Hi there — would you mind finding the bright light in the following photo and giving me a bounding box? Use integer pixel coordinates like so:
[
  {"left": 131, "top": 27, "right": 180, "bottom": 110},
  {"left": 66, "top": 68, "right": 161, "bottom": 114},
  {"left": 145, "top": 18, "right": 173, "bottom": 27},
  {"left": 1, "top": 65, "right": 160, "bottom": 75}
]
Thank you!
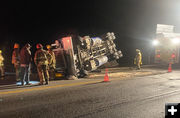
[
  {"left": 16, "top": 81, "right": 39, "bottom": 85},
  {"left": 152, "top": 40, "right": 159, "bottom": 46},
  {"left": 172, "top": 38, "right": 180, "bottom": 44}
]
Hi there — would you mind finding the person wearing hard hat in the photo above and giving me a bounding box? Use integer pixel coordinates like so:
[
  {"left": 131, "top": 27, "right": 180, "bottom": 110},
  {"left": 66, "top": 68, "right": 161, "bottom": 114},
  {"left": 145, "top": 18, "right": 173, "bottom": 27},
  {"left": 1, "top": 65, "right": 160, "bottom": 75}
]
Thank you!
[
  {"left": 12, "top": 43, "right": 20, "bottom": 81},
  {"left": 0, "top": 50, "right": 5, "bottom": 78},
  {"left": 46, "top": 45, "right": 56, "bottom": 80},
  {"left": 34, "top": 44, "right": 50, "bottom": 85},
  {"left": 19, "top": 43, "right": 32, "bottom": 85},
  {"left": 134, "top": 49, "right": 142, "bottom": 70}
]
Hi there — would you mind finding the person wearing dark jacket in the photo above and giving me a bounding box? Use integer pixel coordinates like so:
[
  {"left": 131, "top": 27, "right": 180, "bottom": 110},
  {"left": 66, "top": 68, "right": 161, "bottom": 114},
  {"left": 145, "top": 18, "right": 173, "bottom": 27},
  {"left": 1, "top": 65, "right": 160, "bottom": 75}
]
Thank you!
[{"left": 19, "top": 43, "right": 32, "bottom": 85}]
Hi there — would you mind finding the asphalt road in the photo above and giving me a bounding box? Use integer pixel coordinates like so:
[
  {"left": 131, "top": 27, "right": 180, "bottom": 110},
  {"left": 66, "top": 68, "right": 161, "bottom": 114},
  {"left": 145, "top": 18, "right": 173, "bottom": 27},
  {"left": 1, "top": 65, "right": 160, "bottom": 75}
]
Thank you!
[{"left": 1, "top": 68, "right": 180, "bottom": 118}]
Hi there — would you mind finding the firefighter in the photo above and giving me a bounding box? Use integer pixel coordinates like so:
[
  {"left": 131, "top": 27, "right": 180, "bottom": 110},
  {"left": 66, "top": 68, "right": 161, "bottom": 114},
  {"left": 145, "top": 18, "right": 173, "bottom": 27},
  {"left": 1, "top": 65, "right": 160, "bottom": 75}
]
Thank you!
[
  {"left": 0, "top": 50, "right": 5, "bottom": 78},
  {"left": 46, "top": 45, "right": 56, "bottom": 80},
  {"left": 19, "top": 43, "right": 32, "bottom": 85},
  {"left": 134, "top": 49, "right": 142, "bottom": 70},
  {"left": 12, "top": 43, "right": 20, "bottom": 81},
  {"left": 34, "top": 44, "right": 50, "bottom": 85}
]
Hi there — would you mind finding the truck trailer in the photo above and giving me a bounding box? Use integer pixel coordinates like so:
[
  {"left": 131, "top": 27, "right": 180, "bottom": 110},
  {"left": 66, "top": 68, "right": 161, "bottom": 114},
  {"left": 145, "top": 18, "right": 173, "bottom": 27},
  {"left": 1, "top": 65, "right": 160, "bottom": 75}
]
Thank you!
[{"left": 51, "top": 32, "right": 123, "bottom": 79}]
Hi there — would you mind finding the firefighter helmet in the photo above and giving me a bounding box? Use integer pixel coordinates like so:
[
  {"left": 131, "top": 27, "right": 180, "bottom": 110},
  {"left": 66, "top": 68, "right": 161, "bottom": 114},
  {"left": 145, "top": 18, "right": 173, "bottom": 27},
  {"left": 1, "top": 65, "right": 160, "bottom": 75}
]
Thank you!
[
  {"left": 46, "top": 45, "right": 51, "bottom": 49},
  {"left": 14, "top": 43, "right": 19, "bottom": 49},
  {"left": 36, "top": 43, "right": 43, "bottom": 49}
]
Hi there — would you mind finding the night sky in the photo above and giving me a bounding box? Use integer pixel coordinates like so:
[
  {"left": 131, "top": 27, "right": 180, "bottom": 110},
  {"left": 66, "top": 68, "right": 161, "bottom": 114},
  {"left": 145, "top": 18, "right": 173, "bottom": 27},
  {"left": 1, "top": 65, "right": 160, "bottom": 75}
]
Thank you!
[{"left": 2, "top": 0, "right": 180, "bottom": 66}]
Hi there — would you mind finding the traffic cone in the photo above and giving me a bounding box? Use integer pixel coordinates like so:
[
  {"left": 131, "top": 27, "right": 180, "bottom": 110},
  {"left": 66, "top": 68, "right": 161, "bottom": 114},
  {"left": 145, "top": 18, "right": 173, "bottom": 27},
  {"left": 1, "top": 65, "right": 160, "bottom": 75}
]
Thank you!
[
  {"left": 168, "top": 63, "right": 172, "bottom": 72},
  {"left": 104, "top": 68, "right": 109, "bottom": 82}
]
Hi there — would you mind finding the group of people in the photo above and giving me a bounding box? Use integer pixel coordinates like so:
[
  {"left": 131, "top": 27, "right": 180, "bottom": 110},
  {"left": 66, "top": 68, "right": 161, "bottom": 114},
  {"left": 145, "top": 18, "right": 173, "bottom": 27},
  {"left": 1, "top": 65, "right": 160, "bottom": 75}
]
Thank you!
[
  {"left": 12, "top": 43, "right": 56, "bottom": 85},
  {"left": 0, "top": 43, "right": 142, "bottom": 84}
]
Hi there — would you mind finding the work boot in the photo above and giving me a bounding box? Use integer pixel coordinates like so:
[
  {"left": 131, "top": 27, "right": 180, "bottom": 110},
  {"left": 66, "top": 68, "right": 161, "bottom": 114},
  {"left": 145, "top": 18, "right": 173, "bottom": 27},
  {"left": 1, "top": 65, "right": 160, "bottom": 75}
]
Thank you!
[
  {"left": 1, "top": 77, "right": 4, "bottom": 80},
  {"left": 21, "top": 82, "right": 24, "bottom": 86},
  {"left": 45, "top": 81, "right": 49, "bottom": 85},
  {"left": 25, "top": 82, "right": 32, "bottom": 85},
  {"left": 38, "top": 83, "right": 43, "bottom": 85}
]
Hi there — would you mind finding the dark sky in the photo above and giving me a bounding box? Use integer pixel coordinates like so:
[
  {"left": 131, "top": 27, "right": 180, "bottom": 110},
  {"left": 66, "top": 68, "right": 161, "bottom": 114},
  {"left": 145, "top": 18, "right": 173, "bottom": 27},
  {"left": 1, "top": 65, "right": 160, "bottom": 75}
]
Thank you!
[
  {"left": 4, "top": 0, "right": 180, "bottom": 44},
  {"left": 1, "top": 0, "right": 180, "bottom": 64}
]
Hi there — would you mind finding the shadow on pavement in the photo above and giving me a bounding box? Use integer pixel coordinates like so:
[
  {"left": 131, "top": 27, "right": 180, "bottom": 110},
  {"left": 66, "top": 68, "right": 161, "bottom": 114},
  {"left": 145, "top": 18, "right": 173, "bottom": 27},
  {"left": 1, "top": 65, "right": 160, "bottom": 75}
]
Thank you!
[
  {"left": 0, "top": 75, "right": 16, "bottom": 86},
  {"left": 0, "top": 84, "right": 40, "bottom": 90},
  {"left": 0, "top": 72, "right": 67, "bottom": 90},
  {"left": 0, "top": 73, "right": 40, "bottom": 90}
]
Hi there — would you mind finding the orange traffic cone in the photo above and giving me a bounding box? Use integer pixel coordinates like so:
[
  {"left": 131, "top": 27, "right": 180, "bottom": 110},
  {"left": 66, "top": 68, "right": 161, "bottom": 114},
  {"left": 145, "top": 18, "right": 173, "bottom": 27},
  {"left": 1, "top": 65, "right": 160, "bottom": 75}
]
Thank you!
[
  {"left": 168, "top": 63, "right": 172, "bottom": 72},
  {"left": 104, "top": 68, "right": 109, "bottom": 82}
]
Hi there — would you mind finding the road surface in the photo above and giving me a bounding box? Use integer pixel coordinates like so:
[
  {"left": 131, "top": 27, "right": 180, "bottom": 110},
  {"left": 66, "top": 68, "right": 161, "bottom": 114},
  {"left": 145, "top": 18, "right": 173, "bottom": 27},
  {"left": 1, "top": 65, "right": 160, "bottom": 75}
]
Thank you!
[{"left": 0, "top": 67, "right": 180, "bottom": 118}]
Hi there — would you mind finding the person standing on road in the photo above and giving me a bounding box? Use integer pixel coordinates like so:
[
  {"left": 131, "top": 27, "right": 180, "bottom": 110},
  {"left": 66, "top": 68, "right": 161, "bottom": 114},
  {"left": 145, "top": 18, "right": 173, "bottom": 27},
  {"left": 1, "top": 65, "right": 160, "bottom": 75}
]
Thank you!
[
  {"left": 0, "top": 50, "right": 5, "bottom": 78},
  {"left": 34, "top": 44, "right": 50, "bottom": 85},
  {"left": 46, "top": 45, "right": 56, "bottom": 80},
  {"left": 19, "top": 43, "right": 32, "bottom": 85},
  {"left": 12, "top": 43, "right": 21, "bottom": 81},
  {"left": 134, "top": 49, "right": 142, "bottom": 70}
]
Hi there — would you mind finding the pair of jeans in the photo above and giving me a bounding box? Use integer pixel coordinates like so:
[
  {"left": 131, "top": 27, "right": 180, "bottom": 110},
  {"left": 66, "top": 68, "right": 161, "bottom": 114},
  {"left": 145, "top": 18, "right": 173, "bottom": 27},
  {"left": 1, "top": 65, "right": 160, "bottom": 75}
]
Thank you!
[{"left": 20, "top": 65, "right": 30, "bottom": 85}]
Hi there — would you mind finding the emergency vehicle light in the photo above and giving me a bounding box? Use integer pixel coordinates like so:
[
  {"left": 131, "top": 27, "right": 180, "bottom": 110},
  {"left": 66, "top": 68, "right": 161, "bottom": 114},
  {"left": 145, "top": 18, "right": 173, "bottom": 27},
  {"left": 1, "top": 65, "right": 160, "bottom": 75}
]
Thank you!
[
  {"left": 156, "top": 54, "right": 160, "bottom": 58},
  {"left": 172, "top": 38, "right": 180, "bottom": 44},
  {"left": 152, "top": 40, "right": 159, "bottom": 46},
  {"left": 171, "top": 54, "right": 175, "bottom": 58}
]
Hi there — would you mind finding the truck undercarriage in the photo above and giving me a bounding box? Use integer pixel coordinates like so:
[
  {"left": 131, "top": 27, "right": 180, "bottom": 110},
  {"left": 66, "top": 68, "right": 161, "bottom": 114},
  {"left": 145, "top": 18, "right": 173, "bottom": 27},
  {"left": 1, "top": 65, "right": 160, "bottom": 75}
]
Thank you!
[{"left": 52, "top": 32, "right": 123, "bottom": 78}]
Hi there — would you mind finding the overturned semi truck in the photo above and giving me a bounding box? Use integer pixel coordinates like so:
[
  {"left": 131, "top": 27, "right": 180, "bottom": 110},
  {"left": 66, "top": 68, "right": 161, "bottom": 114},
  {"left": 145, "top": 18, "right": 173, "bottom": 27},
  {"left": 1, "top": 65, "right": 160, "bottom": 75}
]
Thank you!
[{"left": 51, "top": 32, "right": 123, "bottom": 79}]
